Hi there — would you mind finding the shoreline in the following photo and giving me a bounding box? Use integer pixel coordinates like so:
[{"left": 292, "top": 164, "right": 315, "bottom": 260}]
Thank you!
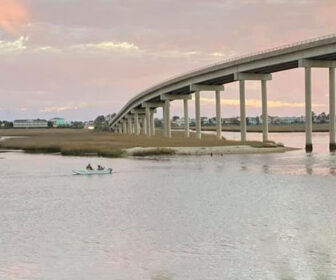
[
  {"left": 124, "top": 145, "right": 297, "bottom": 157},
  {"left": 0, "top": 128, "right": 297, "bottom": 158},
  {"left": 0, "top": 145, "right": 297, "bottom": 158}
]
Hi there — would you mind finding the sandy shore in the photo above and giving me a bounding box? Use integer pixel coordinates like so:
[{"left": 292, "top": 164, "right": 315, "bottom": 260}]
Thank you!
[{"left": 124, "top": 145, "right": 297, "bottom": 156}]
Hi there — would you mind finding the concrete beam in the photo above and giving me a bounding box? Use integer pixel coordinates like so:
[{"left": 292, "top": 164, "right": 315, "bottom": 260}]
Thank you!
[
  {"left": 131, "top": 108, "right": 146, "bottom": 114},
  {"left": 234, "top": 72, "right": 272, "bottom": 81},
  {"left": 142, "top": 102, "right": 165, "bottom": 108},
  {"left": 299, "top": 59, "right": 336, "bottom": 68},
  {"left": 190, "top": 84, "right": 224, "bottom": 92},
  {"left": 132, "top": 108, "right": 156, "bottom": 114},
  {"left": 160, "top": 94, "right": 192, "bottom": 101}
]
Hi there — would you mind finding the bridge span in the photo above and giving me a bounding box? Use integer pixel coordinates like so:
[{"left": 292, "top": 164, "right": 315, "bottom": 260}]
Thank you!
[{"left": 110, "top": 34, "right": 336, "bottom": 152}]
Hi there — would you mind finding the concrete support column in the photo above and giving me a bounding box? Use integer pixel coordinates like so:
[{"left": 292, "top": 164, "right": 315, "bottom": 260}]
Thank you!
[
  {"left": 162, "top": 104, "right": 167, "bottom": 137},
  {"left": 215, "top": 90, "right": 222, "bottom": 140},
  {"left": 122, "top": 121, "right": 127, "bottom": 134},
  {"left": 150, "top": 111, "right": 155, "bottom": 136},
  {"left": 239, "top": 80, "right": 246, "bottom": 142},
  {"left": 261, "top": 80, "right": 268, "bottom": 143},
  {"left": 184, "top": 98, "right": 190, "bottom": 137},
  {"left": 128, "top": 117, "right": 133, "bottom": 135},
  {"left": 134, "top": 112, "right": 140, "bottom": 135},
  {"left": 164, "top": 100, "right": 171, "bottom": 138},
  {"left": 145, "top": 107, "right": 151, "bottom": 136},
  {"left": 330, "top": 68, "right": 336, "bottom": 151},
  {"left": 305, "top": 67, "right": 313, "bottom": 152},
  {"left": 141, "top": 117, "right": 146, "bottom": 135},
  {"left": 195, "top": 90, "right": 201, "bottom": 139}
]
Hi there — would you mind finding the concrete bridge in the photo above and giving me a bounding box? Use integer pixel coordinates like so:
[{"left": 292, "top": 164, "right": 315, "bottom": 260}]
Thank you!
[{"left": 110, "top": 34, "right": 336, "bottom": 152}]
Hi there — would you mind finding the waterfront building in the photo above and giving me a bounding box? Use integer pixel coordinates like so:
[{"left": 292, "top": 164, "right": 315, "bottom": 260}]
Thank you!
[
  {"left": 13, "top": 119, "right": 48, "bottom": 128},
  {"left": 246, "top": 117, "right": 260, "bottom": 125},
  {"left": 49, "top": 117, "right": 69, "bottom": 127},
  {"left": 222, "top": 117, "right": 240, "bottom": 125}
]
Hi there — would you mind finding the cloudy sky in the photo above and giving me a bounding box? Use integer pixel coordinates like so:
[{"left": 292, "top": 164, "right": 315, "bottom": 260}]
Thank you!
[{"left": 0, "top": 0, "right": 335, "bottom": 121}]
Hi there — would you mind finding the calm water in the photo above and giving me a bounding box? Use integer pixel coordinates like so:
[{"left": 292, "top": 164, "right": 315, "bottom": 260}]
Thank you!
[{"left": 1, "top": 133, "right": 336, "bottom": 280}]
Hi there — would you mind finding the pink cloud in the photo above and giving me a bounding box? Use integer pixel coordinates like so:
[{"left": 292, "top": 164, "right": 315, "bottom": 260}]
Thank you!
[{"left": 0, "top": 0, "right": 28, "bottom": 35}]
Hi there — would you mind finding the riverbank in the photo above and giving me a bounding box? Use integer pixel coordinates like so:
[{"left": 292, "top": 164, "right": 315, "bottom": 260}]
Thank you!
[{"left": 0, "top": 129, "right": 294, "bottom": 157}]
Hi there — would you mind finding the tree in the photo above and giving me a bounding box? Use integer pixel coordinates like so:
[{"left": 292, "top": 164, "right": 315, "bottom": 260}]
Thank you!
[
  {"left": 71, "top": 121, "right": 84, "bottom": 129},
  {"left": 94, "top": 115, "right": 109, "bottom": 131},
  {"left": 3, "top": 121, "right": 13, "bottom": 128},
  {"left": 94, "top": 115, "right": 106, "bottom": 124}
]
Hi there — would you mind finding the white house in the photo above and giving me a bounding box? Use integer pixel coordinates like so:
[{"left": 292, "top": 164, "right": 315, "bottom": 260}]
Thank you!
[{"left": 13, "top": 119, "right": 48, "bottom": 128}]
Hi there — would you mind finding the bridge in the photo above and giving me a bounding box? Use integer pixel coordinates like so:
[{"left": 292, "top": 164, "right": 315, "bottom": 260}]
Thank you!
[{"left": 110, "top": 34, "right": 336, "bottom": 152}]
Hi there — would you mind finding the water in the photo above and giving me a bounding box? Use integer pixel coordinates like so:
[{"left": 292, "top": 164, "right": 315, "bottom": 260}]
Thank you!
[{"left": 1, "top": 133, "right": 336, "bottom": 280}]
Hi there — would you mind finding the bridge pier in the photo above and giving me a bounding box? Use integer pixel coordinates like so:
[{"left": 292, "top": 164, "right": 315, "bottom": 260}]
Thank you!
[
  {"left": 190, "top": 84, "right": 224, "bottom": 140},
  {"left": 145, "top": 106, "right": 151, "bottom": 136},
  {"left": 134, "top": 112, "right": 140, "bottom": 135},
  {"left": 215, "top": 90, "right": 222, "bottom": 139},
  {"left": 239, "top": 80, "right": 246, "bottom": 142},
  {"left": 261, "top": 80, "right": 269, "bottom": 143},
  {"left": 184, "top": 98, "right": 190, "bottom": 137},
  {"left": 305, "top": 67, "right": 313, "bottom": 152},
  {"left": 330, "top": 67, "right": 336, "bottom": 151},
  {"left": 234, "top": 73, "right": 272, "bottom": 143},
  {"left": 141, "top": 116, "right": 146, "bottom": 135},
  {"left": 127, "top": 116, "right": 133, "bottom": 135},
  {"left": 141, "top": 102, "right": 163, "bottom": 137},
  {"left": 195, "top": 90, "right": 201, "bottom": 139},
  {"left": 160, "top": 94, "right": 191, "bottom": 138},
  {"left": 164, "top": 100, "right": 171, "bottom": 138},
  {"left": 122, "top": 120, "right": 127, "bottom": 134},
  {"left": 150, "top": 110, "right": 155, "bottom": 136},
  {"left": 299, "top": 59, "right": 336, "bottom": 152}
]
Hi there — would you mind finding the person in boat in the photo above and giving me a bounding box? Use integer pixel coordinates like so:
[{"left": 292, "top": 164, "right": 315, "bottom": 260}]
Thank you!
[
  {"left": 97, "top": 165, "right": 104, "bottom": 170},
  {"left": 86, "top": 163, "right": 93, "bottom": 170}
]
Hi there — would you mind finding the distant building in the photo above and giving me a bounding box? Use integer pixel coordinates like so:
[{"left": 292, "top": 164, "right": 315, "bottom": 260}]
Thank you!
[
  {"left": 246, "top": 117, "right": 260, "bottom": 125},
  {"left": 269, "top": 116, "right": 304, "bottom": 125},
  {"left": 49, "top": 117, "right": 68, "bottom": 127},
  {"left": 222, "top": 117, "right": 240, "bottom": 125},
  {"left": 13, "top": 119, "right": 48, "bottom": 128},
  {"left": 201, "top": 117, "right": 210, "bottom": 125}
]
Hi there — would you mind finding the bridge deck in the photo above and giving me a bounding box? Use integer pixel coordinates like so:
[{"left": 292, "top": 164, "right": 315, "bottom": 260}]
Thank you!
[{"left": 111, "top": 34, "right": 336, "bottom": 128}]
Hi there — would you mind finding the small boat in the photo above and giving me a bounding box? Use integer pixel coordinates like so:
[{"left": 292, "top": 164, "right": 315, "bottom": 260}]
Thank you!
[{"left": 72, "top": 168, "right": 113, "bottom": 175}]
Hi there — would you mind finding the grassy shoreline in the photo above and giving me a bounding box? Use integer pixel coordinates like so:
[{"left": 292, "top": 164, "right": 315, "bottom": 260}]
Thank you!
[{"left": 0, "top": 128, "right": 290, "bottom": 158}]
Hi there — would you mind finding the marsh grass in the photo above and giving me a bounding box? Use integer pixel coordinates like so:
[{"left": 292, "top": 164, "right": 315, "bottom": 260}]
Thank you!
[
  {"left": 132, "top": 148, "right": 176, "bottom": 157},
  {"left": 0, "top": 128, "right": 266, "bottom": 158}
]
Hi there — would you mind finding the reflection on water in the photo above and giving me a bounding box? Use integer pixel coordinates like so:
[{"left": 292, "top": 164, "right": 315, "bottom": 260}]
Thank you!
[{"left": 1, "top": 133, "right": 336, "bottom": 280}]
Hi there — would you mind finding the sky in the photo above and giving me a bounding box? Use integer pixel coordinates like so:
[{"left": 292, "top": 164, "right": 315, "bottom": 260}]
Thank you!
[{"left": 0, "top": 0, "right": 336, "bottom": 121}]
